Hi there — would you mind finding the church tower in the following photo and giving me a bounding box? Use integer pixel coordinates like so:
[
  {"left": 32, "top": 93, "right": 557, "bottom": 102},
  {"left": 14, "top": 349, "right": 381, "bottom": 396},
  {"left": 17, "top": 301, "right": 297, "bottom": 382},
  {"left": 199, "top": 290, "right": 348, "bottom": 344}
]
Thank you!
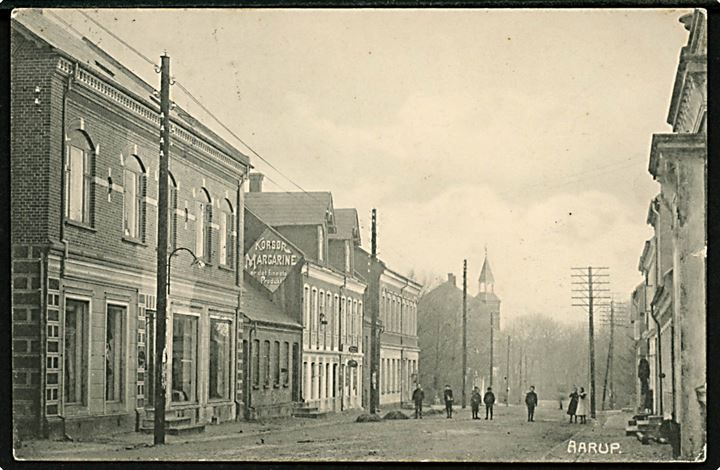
[{"left": 477, "top": 249, "right": 501, "bottom": 330}]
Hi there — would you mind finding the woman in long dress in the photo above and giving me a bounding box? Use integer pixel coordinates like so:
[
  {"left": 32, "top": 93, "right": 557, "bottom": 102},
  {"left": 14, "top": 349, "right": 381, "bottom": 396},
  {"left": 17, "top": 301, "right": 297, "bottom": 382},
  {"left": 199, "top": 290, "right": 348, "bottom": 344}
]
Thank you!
[
  {"left": 576, "top": 387, "right": 588, "bottom": 424},
  {"left": 567, "top": 386, "right": 579, "bottom": 423}
]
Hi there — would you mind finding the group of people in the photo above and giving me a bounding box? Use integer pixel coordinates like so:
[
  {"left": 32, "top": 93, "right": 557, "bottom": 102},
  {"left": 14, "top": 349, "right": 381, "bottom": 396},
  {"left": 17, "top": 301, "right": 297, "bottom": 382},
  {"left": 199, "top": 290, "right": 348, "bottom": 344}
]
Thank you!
[
  {"left": 565, "top": 386, "right": 589, "bottom": 424},
  {"left": 411, "top": 384, "right": 538, "bottom": 422}
]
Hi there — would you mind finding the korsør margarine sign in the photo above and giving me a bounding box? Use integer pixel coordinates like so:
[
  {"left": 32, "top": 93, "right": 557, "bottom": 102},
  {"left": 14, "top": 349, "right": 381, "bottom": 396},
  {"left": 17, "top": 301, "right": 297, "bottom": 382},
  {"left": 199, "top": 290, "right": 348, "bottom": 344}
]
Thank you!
[{"left": 245, "top": 228, "right": 302, "bottom": 291}]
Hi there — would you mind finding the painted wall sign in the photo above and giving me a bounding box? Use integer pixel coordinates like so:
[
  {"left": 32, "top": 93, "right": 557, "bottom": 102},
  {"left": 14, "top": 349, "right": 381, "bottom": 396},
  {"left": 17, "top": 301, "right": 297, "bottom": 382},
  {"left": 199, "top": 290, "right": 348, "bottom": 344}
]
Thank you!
[{"left": 245, "top": 228, "right": 302, "bottom": 292}]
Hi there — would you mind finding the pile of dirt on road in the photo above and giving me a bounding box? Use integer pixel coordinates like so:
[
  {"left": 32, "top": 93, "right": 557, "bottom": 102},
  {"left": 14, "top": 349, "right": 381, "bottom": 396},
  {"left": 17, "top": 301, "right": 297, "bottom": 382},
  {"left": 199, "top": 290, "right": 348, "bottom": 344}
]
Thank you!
[
  {"left": 355, "top": 413, "right": 382, "bottom": 423},
  {"left": 383, "top": 411, "right": 409, "bottom": 420}
]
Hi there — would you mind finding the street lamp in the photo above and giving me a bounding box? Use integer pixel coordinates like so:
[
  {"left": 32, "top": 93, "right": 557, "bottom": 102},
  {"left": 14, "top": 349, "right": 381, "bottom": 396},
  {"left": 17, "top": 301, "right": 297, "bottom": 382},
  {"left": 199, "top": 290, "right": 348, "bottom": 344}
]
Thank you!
[{"left": 167, "top": 246, "right": 205, "bottom": 294}]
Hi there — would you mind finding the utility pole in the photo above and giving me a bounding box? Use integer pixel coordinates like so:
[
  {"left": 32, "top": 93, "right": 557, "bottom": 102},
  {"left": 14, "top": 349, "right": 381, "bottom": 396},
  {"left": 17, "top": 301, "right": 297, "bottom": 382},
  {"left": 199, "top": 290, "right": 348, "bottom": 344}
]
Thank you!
[
  {"left": 601, "top": 300, "right": 615, "bottom": 410},
  {"left": 489, "top": 309, "right": 494, "bottom": 388},
  {"left": 572, "top": 266, "right": 610, "bottom": 420},
  {"left": 369, "top": 209, "right": 380, "bottom": 414},
  {"left": 154, "top": 53, "right": 171, "bottom": 446},
  {"left": 505, "top": 335, "right": 510, "bottom": 406},
  {"left": 461, "top": 260, "right": 467, "bottom": 409}
]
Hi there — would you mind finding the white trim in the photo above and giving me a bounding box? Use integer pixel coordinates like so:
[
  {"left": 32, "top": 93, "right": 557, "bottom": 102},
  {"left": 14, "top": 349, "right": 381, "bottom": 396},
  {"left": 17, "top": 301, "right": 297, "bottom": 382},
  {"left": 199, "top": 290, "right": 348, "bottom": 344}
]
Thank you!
[{"left": 302, "top": 263, "right": 366, "bottom": 294}]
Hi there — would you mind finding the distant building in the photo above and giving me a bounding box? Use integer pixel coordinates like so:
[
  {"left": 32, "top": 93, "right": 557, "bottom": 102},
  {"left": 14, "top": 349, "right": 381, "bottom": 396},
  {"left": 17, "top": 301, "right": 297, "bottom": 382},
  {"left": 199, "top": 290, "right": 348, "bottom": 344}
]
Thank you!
[
  {"left": 245, "top": 176, "right": 366, "bottom": 414},
  {"left": 11, "top": 10, "right": 251, "bottom": 439},
  {"left": 417, "top": 252, "right": 501, "bottom": 401},
  {"left": 632, "top": 9, "right": 706, "bottom": 459}
]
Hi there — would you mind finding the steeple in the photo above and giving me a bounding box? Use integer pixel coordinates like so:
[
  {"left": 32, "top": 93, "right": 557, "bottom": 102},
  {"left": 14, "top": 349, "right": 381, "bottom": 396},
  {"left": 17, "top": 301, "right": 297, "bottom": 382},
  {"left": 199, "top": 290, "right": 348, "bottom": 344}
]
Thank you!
[{"left": 478, "top": 247, "right": 494, "bottom": 294}]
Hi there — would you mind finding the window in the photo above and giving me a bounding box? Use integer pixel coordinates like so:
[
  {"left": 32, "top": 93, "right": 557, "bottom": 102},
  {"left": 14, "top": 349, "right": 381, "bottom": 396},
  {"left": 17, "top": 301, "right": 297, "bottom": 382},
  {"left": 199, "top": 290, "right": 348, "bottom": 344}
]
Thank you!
[
  {"left": 196, "top": 188, "right": 212, "bottom": 262},
  {"left": 282, "top": 341, "right": 290, "bottom": 386},
  {"left": 303, "top": 286, "right": 310, "bottom": 337},
  {"left": 346, "top": 298, "right": 352, "bottom": 339},
  {"left": 219, "top": 199, "right": 234, "bottom": 267},
  {"left": 274, "top": 341, "right": 281, "bottom": 386},
  {"left": 340, "top": 296, "right": 346, "bottom": 340},
  {"left": 105, "top": 304, "right": 126, "bottom": 402},
  {"left": 311, "top": 288, "right": 318, "bottom": 342},
  {"left": 64, "top": 299, "right": 88, "bottom": 404},
  {"left": 209, "top": 319, "right": 231, "bottom": 400},
  {"left": 252, "top": 339, "right": 260, "bottom": 387},
  {"left": 123, "top": 155, "right": 146, "bottom": 240},
  {"left": 172, "top": 314, "right": 198, "bottom": 402},
  {"left": 263, "top": 340, "right": 271, "bottom": 386},
  {"left": 168, "top": 173, "right": 178, "bottom": 251},
  {"left": 317, "top": 226, "right": 324, "bottom": 262},
  {"left": 65, "top": 131, "right": 93, "bottom": 224},
  {"left": 344, "top": 241, "right": 351, "bottom": 272}
]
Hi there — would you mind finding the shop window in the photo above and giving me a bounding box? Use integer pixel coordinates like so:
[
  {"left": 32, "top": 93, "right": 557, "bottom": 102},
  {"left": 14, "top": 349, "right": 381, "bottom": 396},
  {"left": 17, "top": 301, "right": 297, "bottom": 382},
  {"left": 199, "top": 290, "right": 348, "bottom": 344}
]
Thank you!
[
  {"left": 123, "top": 155, "right": 146, "bottom": 241},
  {"left": 209, "top": 319, "right": 231, "bottom": 400},
  {"left": 64, "top": 298, "right": 88, "bottom": 405},
  {"left": 172, "top": 314, "right": 198, "bottom": 402},
  {"left": 105, "top": 304, "right": 126, "bottom": 402},
  {"left": 65, "top": 131, "right": 93, "bottom": 224}
]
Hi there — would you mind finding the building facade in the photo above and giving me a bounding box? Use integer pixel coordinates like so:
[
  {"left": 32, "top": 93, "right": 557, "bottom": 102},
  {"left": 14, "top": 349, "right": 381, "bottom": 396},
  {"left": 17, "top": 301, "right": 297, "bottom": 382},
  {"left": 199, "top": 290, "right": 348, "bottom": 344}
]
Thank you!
[
  {"left": 632, "top": 9, "right": 706, "bottom": 459},
  {"left": 11, "top": 10, "right": 250, "bottom": 438},
  {"left": 245, "top": 177, "right": 366, "bottom": 413}
]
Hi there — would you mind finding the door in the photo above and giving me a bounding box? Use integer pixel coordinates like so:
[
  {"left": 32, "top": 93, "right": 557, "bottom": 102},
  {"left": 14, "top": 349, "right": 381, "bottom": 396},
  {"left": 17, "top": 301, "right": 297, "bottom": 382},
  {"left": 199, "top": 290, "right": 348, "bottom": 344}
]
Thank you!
[
  {"left": 243, "top": 339, "right": 250, "bottom": 418},
  {"left": 291, "top": 342, "right": 300, "bottom": 401}
]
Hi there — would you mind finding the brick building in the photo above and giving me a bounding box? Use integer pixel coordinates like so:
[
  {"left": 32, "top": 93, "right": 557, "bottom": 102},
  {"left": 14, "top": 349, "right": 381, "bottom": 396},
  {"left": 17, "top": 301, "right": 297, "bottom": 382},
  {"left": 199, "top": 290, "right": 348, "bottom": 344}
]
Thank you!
[
  {"left": 245, "top": 176, "right": 366, "bottom": 414},
  {"left": 11, "top": 10, "right": 250, "bottom": 438},
  {"left": 631, "top": 9, "right": 706, "bottom": 459}
]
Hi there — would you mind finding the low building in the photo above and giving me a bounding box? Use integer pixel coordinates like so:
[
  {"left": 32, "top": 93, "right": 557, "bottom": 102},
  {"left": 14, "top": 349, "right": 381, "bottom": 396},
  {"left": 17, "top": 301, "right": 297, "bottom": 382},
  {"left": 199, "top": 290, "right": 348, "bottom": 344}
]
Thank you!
[{"left": 11, "top": 10, "right": 250, "bottom": 439}]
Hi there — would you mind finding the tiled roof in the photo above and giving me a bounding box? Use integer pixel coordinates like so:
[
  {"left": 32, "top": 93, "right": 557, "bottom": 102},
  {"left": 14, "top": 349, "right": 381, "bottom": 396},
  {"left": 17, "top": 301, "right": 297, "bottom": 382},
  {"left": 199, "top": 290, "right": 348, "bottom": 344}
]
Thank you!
[
  {"left": 13, "top": 9, "right": 250, "bottom": 166},
  {"left": 330, "top": 208, "right": 360, "bottom": 242},
  {"left": 245, "top": 191, "right": 334, "bottom": 227},
  {"left": 241, "top": 279, "right": 301, "bottom": 328}
]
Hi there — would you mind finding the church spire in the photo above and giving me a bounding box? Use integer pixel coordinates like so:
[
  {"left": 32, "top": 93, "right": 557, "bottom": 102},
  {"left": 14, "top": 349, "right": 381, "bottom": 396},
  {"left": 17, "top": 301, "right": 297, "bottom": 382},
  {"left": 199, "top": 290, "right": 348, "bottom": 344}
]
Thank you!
[{"left": 478, "top": 250, "right": 494, "bottom": 294}]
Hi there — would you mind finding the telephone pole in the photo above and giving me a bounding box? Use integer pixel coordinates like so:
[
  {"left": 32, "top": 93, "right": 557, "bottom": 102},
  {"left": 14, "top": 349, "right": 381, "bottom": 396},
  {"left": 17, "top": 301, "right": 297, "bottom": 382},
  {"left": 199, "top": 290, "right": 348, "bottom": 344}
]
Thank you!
[
  {"left": 571, "top": 266, "right": 610, "bottom": 420},
  {"left": 505, "top": 335, "right": 510, "bottom": 406},
  {"left": 153, "top": 53, "right": 171, "bottom": 446},
  {"left": 489, "top": 309, "right": 494, "bottom": 388},
  {"left": 461, "top": 260, "right": 467, "bottom": 408},
  {"left": 369, "top": 209, "right": 380, "bottom": 414},
  {"left": 601, "top": 300, "right": 615, "bottom": 410}
]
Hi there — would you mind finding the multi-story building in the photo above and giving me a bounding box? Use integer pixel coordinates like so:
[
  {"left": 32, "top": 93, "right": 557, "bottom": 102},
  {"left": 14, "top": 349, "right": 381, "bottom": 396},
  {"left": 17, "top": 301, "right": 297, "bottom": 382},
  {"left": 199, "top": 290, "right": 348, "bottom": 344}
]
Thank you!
[
  {"left": 355, "top": 248, "right": 422, "bottom": 408},
  {"left": 632, "top": 9, "right": 706, "bottom": 459},
  {"left": 244, "top": 175, "right": 366, "bottom": 413},
  {"left": 11, "top": 10, "right": 250, "bottom": 439}
]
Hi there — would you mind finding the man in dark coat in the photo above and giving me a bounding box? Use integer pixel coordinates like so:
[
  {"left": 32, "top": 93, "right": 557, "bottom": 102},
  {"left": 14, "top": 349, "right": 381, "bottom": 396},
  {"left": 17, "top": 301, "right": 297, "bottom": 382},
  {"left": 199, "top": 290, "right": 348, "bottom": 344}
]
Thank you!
[
  {"left": 567, "top": 386, "right": 579, "bottom": 423},
  {"left": 412, "top": 384, "right": 425, "bottom": 419},
  {"left": 443, "top": 385, "right": 454, "bottom": 418},
  {"left": 525, "top": 385, "right": 538, "bottom": 422},
  {"left": 470, "top": 386, "right": 482, "bottom": 419},
  {"left": 484, "top": 387, "right": 496, "bottom": 420}
]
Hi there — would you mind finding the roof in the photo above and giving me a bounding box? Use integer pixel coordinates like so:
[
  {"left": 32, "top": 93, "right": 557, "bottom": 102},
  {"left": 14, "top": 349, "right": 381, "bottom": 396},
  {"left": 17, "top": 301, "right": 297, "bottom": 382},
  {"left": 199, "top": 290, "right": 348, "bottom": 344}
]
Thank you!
[
  {"left": 13, "top": 9, "right": 250, "bottom": 166},
  {"left": 241, "top": 279, "right": 301, "bottom": 329},
  {"left": 330, "top": 208, "right": 361, "bottom": 244},
  {"left": 245, "top": 191, "right": 335, "bottom": 228},
  {"left": 478, "top": 255, "right": 495, "bottom": 284}
]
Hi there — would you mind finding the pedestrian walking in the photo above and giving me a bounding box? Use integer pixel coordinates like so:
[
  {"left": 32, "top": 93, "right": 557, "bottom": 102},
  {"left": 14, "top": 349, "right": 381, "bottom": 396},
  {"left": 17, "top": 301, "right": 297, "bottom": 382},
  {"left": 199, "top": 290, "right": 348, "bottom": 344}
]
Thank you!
[
  {"left": 567, "top": 386, "right": 579, "bottom": 423},
  {"left": 412, "top": 384, "right": 425, "bottom": 419},
  {"left": 443, "top": 384, "right": 454, "bottom": 418},
  {"left": 576, "top": 387, "right": 588, "bottom": 424},
  {"left": 483, "top": 387, "right": 496, "bottom": 420},
  {"left": 470, "top": 386, "right": 482, "bottom": 419},
  {"left": 525, "top": 385, "right": 538, "bottom": 422}
]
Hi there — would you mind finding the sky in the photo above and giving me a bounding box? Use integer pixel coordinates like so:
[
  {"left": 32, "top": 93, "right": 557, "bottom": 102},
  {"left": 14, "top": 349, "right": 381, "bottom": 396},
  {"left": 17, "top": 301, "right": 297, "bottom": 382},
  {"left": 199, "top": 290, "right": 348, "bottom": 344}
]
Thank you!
[{"left": 42, "top": 8, "right": 693, "bottom": 325}]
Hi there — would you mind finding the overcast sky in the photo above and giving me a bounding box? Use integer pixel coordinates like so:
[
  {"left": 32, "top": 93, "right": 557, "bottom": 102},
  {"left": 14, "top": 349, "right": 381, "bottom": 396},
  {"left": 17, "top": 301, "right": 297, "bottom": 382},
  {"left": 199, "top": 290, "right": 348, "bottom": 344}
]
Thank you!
[{"left": 47, "top": 8, "right": 693, "bottom": 325}]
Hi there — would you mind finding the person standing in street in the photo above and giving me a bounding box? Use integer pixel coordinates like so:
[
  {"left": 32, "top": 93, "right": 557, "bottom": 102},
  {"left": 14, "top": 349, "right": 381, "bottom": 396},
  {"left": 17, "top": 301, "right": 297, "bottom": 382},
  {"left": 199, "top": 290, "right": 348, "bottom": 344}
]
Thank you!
[
  {"left": 412, "top": 383, "right": 425, "bottom": 419},
  {"left": 443, "top": 384, "right": 454, "bottom": 418},
  {"left": 483, "top": 387, "right": 496, "bottom": 420},
  {"left": 576, "top": 387, "right": 588, "bottom": 424},
  {"left": 470, "top": 386, "right": 482, "bottom": 419},
  {"left": 525, "top": 385, "right": 538, "bottom": 422},
  {"left": 567, "top": 386, "right": 579, "bottom": 423}
]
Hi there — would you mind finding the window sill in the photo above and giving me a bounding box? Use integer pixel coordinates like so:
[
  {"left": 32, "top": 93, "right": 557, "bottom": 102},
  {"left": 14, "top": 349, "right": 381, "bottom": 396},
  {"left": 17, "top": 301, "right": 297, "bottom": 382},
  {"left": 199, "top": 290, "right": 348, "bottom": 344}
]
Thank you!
[
  {"left": 273, "top": 384, "right": 280, "bottom": 389},
  {"left": 65, "top": 220, "right": 96, "bottom": 233},
  {"left": 122, "top": 236, "right": 147, "bottom": 247},
  {"left": 263, "top": 384, "right": 271, "bottom": 390},
  {"left": 252, "top": 385, "right": 260, "bottom": 390},
  {"left": 218, "top": 264, "right": 235, "bottom": 273}
]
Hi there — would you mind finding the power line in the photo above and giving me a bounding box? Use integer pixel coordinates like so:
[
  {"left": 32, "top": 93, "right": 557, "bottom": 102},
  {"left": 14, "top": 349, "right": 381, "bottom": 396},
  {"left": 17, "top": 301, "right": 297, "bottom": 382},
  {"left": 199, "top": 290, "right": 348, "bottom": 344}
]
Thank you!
[{"left": 77, "top": 10, "right": 156, "bottom": 67}]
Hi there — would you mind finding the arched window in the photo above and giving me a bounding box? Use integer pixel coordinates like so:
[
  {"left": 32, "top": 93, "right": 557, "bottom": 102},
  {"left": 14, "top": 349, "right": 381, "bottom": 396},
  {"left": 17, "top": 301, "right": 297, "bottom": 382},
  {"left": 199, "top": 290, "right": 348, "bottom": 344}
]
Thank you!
[
  {"left": 196, "top": 188, "right": 212, "bottom": 262},
  {"left": 123, "top": 155, "right": 146, "bottom": 241},
  {"left": 168, "top": 172, "right": 178, "bottom": 251},
  {"left": 65, "top": 130, "right": 94, "bottom": 224},
  {"left": 219, "top": 199, "right": 235, "bottom": 267}
]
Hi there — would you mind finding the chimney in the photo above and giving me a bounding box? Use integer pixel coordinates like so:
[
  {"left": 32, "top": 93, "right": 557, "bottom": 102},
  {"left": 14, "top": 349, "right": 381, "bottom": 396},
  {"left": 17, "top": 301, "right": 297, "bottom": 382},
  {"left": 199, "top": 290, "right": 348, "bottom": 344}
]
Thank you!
[
  {"left": 249, "top": 173, "right": 264, "bottom": 193},
  {"left": 447, "top": 273, "right": 456, "bottom": 286}
]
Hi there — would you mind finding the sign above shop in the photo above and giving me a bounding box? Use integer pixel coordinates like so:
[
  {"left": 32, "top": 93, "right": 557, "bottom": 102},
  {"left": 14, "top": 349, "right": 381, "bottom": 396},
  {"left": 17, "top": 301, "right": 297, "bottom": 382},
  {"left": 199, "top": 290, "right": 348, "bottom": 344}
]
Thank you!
[{"left": 245, "top": 228, "right": 303, "bottom": 292}]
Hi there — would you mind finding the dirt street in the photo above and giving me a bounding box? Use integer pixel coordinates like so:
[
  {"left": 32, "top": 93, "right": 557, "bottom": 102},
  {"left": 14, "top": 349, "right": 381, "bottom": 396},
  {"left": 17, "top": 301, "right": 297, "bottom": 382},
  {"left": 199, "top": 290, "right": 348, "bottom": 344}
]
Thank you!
[{"left": 15, "top": 405, "right": 673, "bottom": 462}]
